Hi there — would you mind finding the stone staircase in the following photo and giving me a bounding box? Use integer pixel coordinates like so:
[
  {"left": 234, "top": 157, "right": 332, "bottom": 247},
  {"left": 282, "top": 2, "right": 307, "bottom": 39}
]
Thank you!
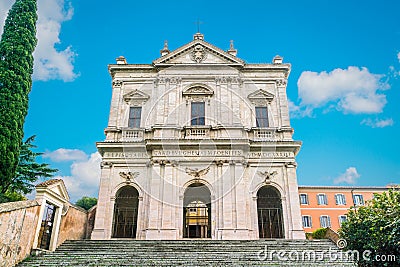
[{"left": 17, "top": 240, "right": 356, "bottom": 266}]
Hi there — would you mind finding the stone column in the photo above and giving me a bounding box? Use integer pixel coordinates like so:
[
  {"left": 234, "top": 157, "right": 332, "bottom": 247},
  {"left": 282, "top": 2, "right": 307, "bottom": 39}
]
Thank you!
[
  {"left": 145, "top": 161, "right": 162, "bottom": 239},
  {"left": 220, "top": 161, "right": 235, "bottom": 239},
  {"left": 91, "top": 162, "right": 113, "bottom": 240},
  {"left": 140, "top": 160, "right": 152, "bottom": 239},
  {"left": 163, "top": 79, "right": 170, "bottom": 124},
  {"left": 251, "top": 195, "right": 259, "bottom": 239},
  {"left": 107, "top": 196, "right": 115, "bottom": 238},
  {"left": 215, "top": 160, "right": 224, "bottom": 239},
  {"left": 231, "top": 161, "right": 237, "bottom": 230},
  {"left": 234, "top": 161, "right": 251, "bottom": 239},
  {"left": 137, "top": 196, "right": 144, "bottom": 239},
  {"left": 227, "top": 81, "right": 233, "bottom": 125},
  {"left": 285, "top": 162, "right": 305, "bottom": 239},
  {"left": 276, "top": 79, "right": 290, "bottom": 128},
  {"left": 155, "top": 83, "right": 165, "bottom": 125},
  {"left": 215, "top": 78, "right": 221, "bottom": 125},
  {"left": 160, "top": 163, "right": 177, "bottom": 239},
  {"left": 108, "top": 81, "right": 122, "bottom": 128}
]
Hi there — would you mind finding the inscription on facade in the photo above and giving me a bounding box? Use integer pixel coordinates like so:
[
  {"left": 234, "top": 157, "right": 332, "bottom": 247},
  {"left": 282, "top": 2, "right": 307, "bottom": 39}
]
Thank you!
[
  {"left": 103, "top": 152, "right": 149, "bottom": 158},
  {"left": 103, "top": 151, "right": 294, "bottom": 159},
  {"left": 152, "top": 150, "right": 243, "bottom": 157},
  {"left": 248, "top": 152, "right": 294, "bottom": 158}
]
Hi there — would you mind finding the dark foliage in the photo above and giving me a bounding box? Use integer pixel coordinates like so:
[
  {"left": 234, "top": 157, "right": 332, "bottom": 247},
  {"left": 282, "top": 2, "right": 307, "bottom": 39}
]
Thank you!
[{"left": 0, "top": 0, "right": 38, "bottom": 197}]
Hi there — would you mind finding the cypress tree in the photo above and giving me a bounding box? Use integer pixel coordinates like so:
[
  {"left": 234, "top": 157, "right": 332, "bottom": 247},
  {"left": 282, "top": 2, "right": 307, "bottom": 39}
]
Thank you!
[{"left": 0, "top": 0, "right": 38, "bottom": 195}]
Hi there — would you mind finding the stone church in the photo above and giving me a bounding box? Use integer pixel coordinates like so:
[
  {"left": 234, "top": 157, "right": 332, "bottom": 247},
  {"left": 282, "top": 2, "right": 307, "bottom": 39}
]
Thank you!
[{"left": 91, "top": 33, "right": 305, "bottom": 240}]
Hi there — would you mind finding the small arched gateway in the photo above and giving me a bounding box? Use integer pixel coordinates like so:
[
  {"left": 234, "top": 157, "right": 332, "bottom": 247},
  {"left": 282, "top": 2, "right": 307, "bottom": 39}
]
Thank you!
[
  {"left": 257, "top": 185, "right": 284, "bottom": 238},
  {"left": 112, "top": 186, "right": 139, "bottom": 238}
]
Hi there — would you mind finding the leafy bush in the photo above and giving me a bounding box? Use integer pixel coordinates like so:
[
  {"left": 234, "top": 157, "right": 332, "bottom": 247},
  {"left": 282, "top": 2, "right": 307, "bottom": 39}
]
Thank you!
[
  {"left": 339, "top": 189, "right": 400, "bottom": 266},
  {"left": 305, "top": 232, "right": 313, "bottom": 240},
  {"left": 75, "top": 196, "right": 97, "bottom": 210},
  {"left": 312, "top": 228, "right": 328, "bottom": 239}
]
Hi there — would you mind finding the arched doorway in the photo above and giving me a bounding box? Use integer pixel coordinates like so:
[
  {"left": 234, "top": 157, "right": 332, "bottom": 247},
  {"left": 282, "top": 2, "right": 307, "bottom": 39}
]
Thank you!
[
  {"left": 112, "top": 186, "right": 139, "bottom": 238},
  {"left": 257, "top": 185, "right": 284, "bottom": 238},
  {"left": 183, "top": 183, "right": 211, "bottom": 238}
]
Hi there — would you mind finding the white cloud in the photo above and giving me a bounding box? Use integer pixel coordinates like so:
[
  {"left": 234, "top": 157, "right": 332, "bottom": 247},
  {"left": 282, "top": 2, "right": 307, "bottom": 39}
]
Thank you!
[
  {"left": 397, "top": 52, "right": 400, "bottom": 62},
  {"left": 34, "top": 0, "right": 77, "bottom": 81},
  {"left": 297, "top": 66, "right": 389, "bottom": 115},
  {"left": 0, "top": 0, "right": 77, "bottom": 82},
  {"left": 43, "top": 148, "right": 88, "bottom": 162},
  {"left": 333, "top": 167, "right": 360, "bottom": 185},
  {"left": 389, "top": 65, "right": 400, "bottom": 78},
  {"left": 55, "top": 152, "right": 101, "bottom": 202},
  {"left": 361, "top": 118, "right": 394, "bottom": 128},
  {"left": 288, "top": 99, "right": 313, "bottom": 118}
]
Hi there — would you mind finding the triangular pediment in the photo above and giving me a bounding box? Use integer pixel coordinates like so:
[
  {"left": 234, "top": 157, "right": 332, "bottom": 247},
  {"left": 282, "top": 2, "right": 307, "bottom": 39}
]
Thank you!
[
  {"left": 248, "top": 89, "right": 274, "bottom": 105},
  {"left": 51, "top": 184, "right": 70, "bottom": 201},
  {"left": 36, "top": 179, "right": 70, "bottom": 202},
  {"left": 123, "top": 90, "right": 150, "bottom": 105},
  {"left": 153, "top": 39, "right": 245, "bottom": 66}
]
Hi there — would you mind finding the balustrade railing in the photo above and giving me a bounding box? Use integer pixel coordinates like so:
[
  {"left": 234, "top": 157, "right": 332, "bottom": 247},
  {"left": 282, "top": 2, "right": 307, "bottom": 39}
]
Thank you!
[
  {"left": 121, "top": 129, "right": 144, "bottom": 142},
  {"left": 253, "top": 128, "right": 281, "bottom": 141},
  {"left": 184, "top": 127, "right": 211, "bottom": 139}
]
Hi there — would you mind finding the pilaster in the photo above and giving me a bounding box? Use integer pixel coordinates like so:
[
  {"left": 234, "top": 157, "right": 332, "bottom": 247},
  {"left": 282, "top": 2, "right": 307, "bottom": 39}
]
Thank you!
[
  {"left": 285, "top": 162, "right": 305, "bottom": 239},
  {"left": 91, "top": 162, "right": 113, "bottom": 240}
]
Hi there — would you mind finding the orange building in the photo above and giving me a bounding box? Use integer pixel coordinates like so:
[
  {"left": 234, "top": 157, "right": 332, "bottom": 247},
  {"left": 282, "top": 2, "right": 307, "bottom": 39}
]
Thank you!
[{"left": 298, "top": 186, "right": 391, "bottom": 233}]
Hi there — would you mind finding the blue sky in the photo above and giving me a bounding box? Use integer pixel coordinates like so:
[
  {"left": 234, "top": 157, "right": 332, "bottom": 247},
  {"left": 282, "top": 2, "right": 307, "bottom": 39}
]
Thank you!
[{"left": 1, "top": 0, "right": 399, "bottom": 201}]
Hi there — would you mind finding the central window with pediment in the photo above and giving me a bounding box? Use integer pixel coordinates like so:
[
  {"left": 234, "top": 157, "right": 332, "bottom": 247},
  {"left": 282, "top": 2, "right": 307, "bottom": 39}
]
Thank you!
[
  {"left": 191, "top": 102, "right": 205, "bottom": 125},
  {"left": 183, "top": 84, "right": 214, "bottom": 127}
]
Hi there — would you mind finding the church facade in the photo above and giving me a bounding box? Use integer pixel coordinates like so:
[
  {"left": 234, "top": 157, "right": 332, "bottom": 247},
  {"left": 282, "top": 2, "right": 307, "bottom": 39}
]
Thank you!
[{"left": 91, "top": 33, "right": 305, "bottom": 240}]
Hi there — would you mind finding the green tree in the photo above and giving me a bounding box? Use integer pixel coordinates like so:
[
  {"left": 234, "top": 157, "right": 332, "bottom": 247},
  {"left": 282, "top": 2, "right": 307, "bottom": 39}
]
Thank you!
[
  {"left": 0, "top": 0, "right": 38, "bottom": 196},
  {"left": 0, "top": 190, "right": 26, "bottom": 203},
  {"left": 0, "top": 135, "right": 57, "bottom": 203},
  {"left": 339, "top": 189, "right": 400, "bottom": 266},
  {"left": 75, "top": 196, "right": 97, "bottom": 210}
]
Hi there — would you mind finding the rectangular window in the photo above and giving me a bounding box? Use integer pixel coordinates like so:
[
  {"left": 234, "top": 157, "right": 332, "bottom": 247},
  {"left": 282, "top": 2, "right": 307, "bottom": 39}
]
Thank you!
[
  {"left": 335, "top": 194, "right": 346, "bottom": 205},
  {"left": 299, "top": 193, "right": 309, "bottom": 205},
  {"left": 128, "top": 107, "right": 142, "bottom": 128},
  {"left": 317, "top": 193, "right": 328, "bottom": 205},
  {"left": 255, "top": 107, "right": 269, "bottom": 128},
  {"left": 302, "top": 216, "right": 312, "bottom": 228},
  {"left": 320, "top": 215, "right": 331, "bottom": 228},
  {"left": 338, "top": 215, "right": 347, "bottom": 227},
  {"left": 191, "top": 102, "right": 205, "bottom": 126},
  {"left": 353, "top": 194, "right": 364, "bottom": 206}
]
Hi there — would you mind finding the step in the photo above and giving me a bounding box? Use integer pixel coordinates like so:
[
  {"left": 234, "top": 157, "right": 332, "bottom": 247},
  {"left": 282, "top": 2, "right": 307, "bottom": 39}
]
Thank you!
[{"left": 17, "top": 240, "right": 356, "bottom": 267}]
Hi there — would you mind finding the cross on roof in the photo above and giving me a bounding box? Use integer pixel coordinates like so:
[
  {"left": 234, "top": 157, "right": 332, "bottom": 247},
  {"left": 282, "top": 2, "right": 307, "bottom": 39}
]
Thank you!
[{"left": 195, "top": 18, "right": 203, "bottom": 33}]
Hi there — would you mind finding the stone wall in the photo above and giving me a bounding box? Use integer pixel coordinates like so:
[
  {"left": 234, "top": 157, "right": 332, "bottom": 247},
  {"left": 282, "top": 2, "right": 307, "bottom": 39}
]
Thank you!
[
  {"left": 0, "top": 200, "right": 92, "bottom": 267},
  {"left": 56, "top": 205, "right": 88, "bottom": 247},
  {"left": 86, "top": 206, "right": 96, "bottom": 239},
  {"left": 0, "top": 200, "right": 41, "bottom": 267},
  {"left": 325, "top": 227, "right": 340, "bottom": 244}
]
